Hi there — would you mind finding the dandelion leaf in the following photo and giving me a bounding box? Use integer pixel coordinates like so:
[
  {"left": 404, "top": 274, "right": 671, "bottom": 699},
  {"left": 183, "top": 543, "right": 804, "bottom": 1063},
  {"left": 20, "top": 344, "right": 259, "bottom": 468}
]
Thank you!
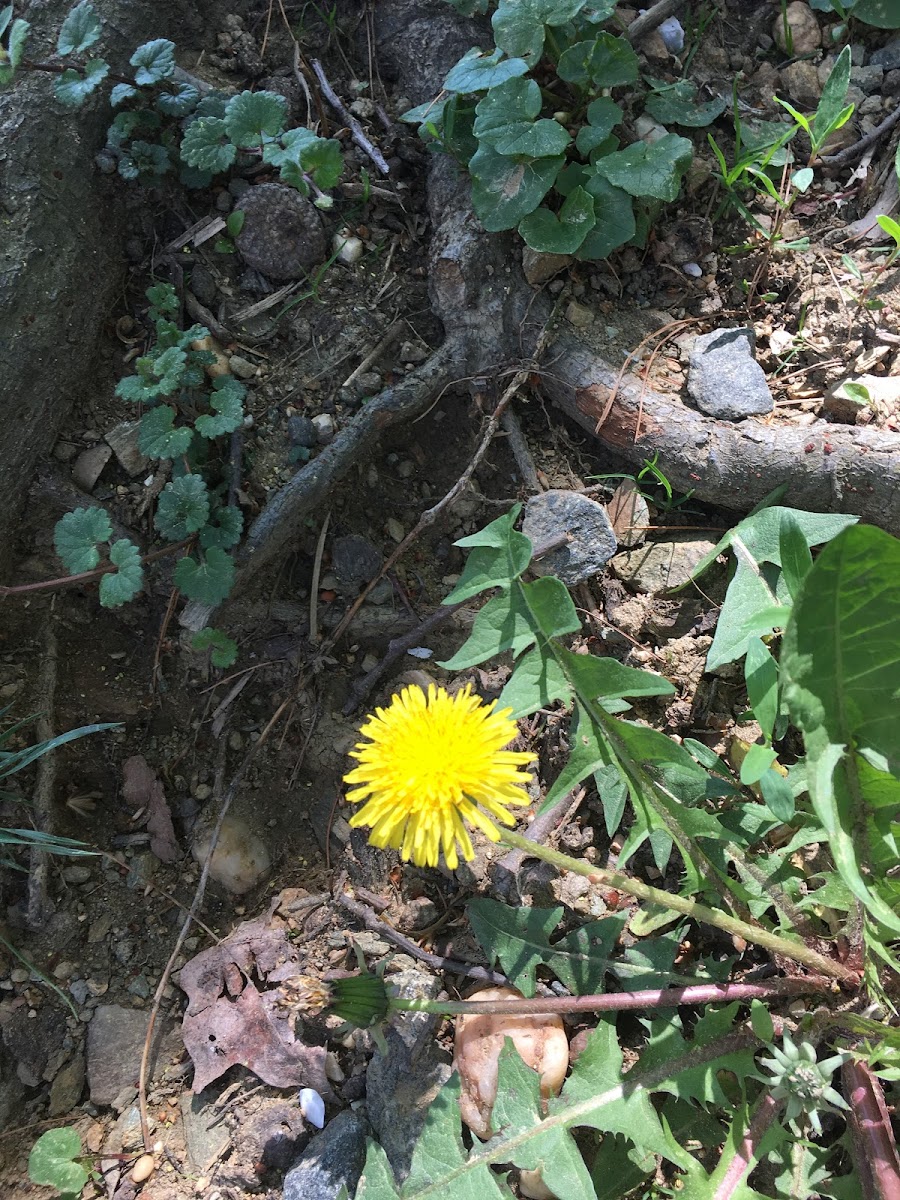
[{"left": 444, "top": 508, "right": 531, "bottom": 602}]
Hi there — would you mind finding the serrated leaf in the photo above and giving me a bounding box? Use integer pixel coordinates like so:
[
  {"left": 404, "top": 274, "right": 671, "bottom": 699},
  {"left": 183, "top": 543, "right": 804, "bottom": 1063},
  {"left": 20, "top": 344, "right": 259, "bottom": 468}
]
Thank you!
[
  {"left": 195, "top": 375, "right": 245, "bottom": 438},
  {"left": 639, "top": 1004, "right": 756, "bottom": 1108},
  {"left": 443, "top": 47, "right": 529, "bottom": 94},
  {"left": 54, "top": 57, "right": 109, "bottom": 107},
  {"left": 174, "top": 547, "right": 235, "bottom": 604},
  {"left": 181, "top": 116, "right": 236, "bottom": 174},
  {"left": 28, "top": 1127, "right": 89, "bottom": 1195},
  {"left": 470, "top": 144, "right": 564, "bottom": 232},
  {"left": 138, "top": 406, "right": 193, "bottom": 460},
  {"left": 224, "top": 89, "right": 287, "bottom": 146},
  {"left": 557, "top": 34, "right": 639, "bottom": 87},
  {"left": 99, "top": 539, "right": 143, "bottom": 607},
  {"left": 155, "top": 475, "right": 210, "bottom": 540},
  {"left": 593, "top": 133, "right": 693, "bottom": 201},
  {"left": 130, "top": 38, "right": 175, "bottom": 86},
  {"left": 156, "top": 82, "right": 199, "bottom": 116},
  {"left": 262, "top": 124, "right": 319, "bottom": 167},
  {"left": 57, "top": 1, "right": 101, "bottom": 55},
  {"left": 300, "top": 135, "right": 343, "bottom": 189},
  {"left": 444, "top": 510, "right": 532, "bottom": 601},
  {"left": 110, "top": 82, "right": 137, "bottom": 106},
  {"left": 442, "top": 576, "right": 580, "bottom": 670},
  {"left": 519, "top": 185, "right": 594, "bottom": 253},
  {"left": 199, "top": 505, "right": 243, "bottom": 550},
  {"left": 498, "top": 646, "right": 571, "bottom": 717},
  {"left": 128, "top": 139, "right": 171, "bottom": 176},
  {"left": 54, "top": 507, "right": 112, "bottom": 573},
  {"left": 562, "top": 646, "right": 674, "bottom": 703},
  {"left": 116, "top": 345, "right": 186, "bottom": 402},
  {"left": 192, "top": 627, "right": 237, "bottom": 668},
  {"left": 644, "top": 80, "right": 726, "bottom": 128}
]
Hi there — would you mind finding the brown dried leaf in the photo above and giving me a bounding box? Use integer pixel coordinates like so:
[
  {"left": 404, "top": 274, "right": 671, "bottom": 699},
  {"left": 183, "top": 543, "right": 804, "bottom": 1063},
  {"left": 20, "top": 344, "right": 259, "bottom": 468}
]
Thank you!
[
  {"left": 607, "top": 478, "right": 650, "bottom": 549},
  {"left": 122, "top": 755, "right": 179, "bottom": 863},
  {"left": 178, "top": 916, "right": 330, "bottom": 1095}
]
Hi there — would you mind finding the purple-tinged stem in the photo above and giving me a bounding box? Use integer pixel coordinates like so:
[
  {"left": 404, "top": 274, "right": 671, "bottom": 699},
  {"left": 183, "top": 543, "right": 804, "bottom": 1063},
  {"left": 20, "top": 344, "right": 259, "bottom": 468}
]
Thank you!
[
  {"left": 712, "top": 1093, "right": 783, "bottom": 1200},
  {"left": 843, "top": 1057, "right": 900, "bottom": 1200}
]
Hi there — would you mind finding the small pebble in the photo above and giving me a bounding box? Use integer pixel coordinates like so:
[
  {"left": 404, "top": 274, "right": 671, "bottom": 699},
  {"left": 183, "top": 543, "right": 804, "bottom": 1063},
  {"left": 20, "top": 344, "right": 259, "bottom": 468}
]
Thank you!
[
  {"left": 385, "top": 518, "right": 405, "bottom": 543},
  {"left": 131, "top": 1154, "right": 155, "bottom": 1184},
  {"left": 312, "top": 413, "right": 336, "bottom": 444},
  {"left": 228, "top": 355, "right": 256, "bottom": 380}
]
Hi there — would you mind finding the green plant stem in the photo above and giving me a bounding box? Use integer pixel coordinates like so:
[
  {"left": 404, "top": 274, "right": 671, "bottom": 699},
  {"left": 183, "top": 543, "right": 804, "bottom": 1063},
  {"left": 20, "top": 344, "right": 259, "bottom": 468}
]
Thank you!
[
  {"left": 497, "top": 828, "right": 858, "bottom": 985},
  {"left": 391, "top": 977, "right": 829, "bottom": 1018}
]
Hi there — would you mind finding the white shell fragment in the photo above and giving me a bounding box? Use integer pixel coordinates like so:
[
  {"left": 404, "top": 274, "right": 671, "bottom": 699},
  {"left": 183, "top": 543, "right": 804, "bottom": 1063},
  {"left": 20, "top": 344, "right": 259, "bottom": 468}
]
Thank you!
[
  {"left": 406, "top": 647, "right": 433, "bottom": 659},
  {"left": 658, "top": 16, "right": 685, "bottom": 52},
  {"left": 298, "top": 1087, "right": 326, "bottom": 1128}
]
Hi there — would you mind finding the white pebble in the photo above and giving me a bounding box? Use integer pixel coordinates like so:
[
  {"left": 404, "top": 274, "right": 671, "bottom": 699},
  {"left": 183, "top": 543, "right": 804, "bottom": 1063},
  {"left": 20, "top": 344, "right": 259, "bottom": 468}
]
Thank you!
[
  {"left": 682, "top": 262, "right": 703, "bottom": 277},
  {"left": 298, "top": 1087, "right": 326, "bottom": 1128},
  {"left": 659, "top": 16, "right": 685, "bottom": 52},
  {"left": 334, "top": 230, "right": 364, "bottom": 265}
]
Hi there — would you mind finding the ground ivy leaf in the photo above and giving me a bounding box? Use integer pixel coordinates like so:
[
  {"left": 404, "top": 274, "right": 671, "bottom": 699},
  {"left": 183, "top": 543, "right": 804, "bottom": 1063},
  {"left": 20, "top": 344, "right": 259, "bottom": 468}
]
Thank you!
[
  {"left": 57, "top": 1, "right": 101, "bottom": 56},
  {"left": 191, "top": 627, "right": 237, "bottom": 668},
  {"left": 99, "top": 539, "right": 143, "bottom": 608},
  {"left": 470, "top": 145, "right": 563, "bottom": 231},
  {"left": 518, "top": 185, "right": 594, "bottom": 253},
  {"left": 138, "top": 406, "right": 193, "bottom": 459},
  {"left": 224, "top": 89, "right": 287, "bottom": 146},
  {"left": 199, "top": 505, "right": 243, "bottom": 551},
  {"left": 557, "top": 34, "right": 639, "bottom": 87},
  {"left": 130, "top": 38, "right": 175, "bottom": 85},
  {"left": 195, "top": 376, "right": 245, "bottom": 438},
  {"left": 301, "top": 137, "right": 342, "bottom": 190},
  {"left": 54, "top": 507, "right": 112, "bottom": 574},
  {"left": 156, "top": 82, "right": 199, "bottom": 116},
  {"left": 110, "top": 82, "right": 137, "bottom": 106},
  {"left": 174, "top": 548, "right": 235, "bottom": 604},
  {"left": 593, "top": 133, "right": 693, "bottom": 201},
  {"left": 444, "top": 47, "right": 529, "bottom": 93},
  {"left": 181, "top": 116, "right": 237, "bottom": 174},
  {"left": 155, "top": 475, "right": 210, "bottom": 540},
  {"left": 263, "top": 125, "right": 318, "bottom": 168},
  {"left": 54, "top": 57, "right": 109, "bottom": 107},
  {"left": 27, "top": 1128, "right": 89, "bottom": 1195},
  {"left": 116, "top": 346, "right": 186, "bottom": 402}
]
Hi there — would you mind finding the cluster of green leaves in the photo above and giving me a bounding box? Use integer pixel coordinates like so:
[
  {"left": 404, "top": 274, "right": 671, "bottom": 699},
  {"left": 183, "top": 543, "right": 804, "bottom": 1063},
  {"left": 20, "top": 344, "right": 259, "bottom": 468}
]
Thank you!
[
  {"left": 53, "top": 283, "right": 240, "bottom": 663},
  {"left": 809, "top": 0, "right": 900, "bottom": 29},
  {"left": 402, "top": 0, "right": 724, "bottom": 259}
]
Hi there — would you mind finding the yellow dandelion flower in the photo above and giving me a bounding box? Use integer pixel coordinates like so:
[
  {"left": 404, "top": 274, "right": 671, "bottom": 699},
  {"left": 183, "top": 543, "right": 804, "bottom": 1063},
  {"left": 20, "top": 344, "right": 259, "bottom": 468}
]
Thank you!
[{"left": 344, "top": 684, "right": 536, "bottom": 870}]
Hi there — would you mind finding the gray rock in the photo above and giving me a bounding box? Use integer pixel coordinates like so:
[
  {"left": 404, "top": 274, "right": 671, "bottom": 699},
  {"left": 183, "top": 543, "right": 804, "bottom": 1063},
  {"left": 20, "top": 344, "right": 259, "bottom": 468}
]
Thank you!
[
  {"left": 871, "top": 37, "right": 900, "bottom": 71},
  {"left": 333, "top": 535, "right": 383, "bottom": 590},
  {"left": 886, "top": 69, "right": 900, "bottom": 96},
  {"left": 779, "top": 60, "right": 821, "bottom": 108},
  {"left": 181, "top": 1087, "right": 232, "bottom": 1173},
  {"left": 189, "top": 264, "right": 218, "bottom": 308},
  {"left": 2, "top": 1003, "right": 66, "bottom": 1088},
  {"left": 105, "top": 420, "right": 149, "bottom": 477},
  {"left": 365, "top": 969, "right": 452, "bottom": 1181},
  {"left": 87, "top": 1005, "right": 178, "bottom": 1106},
  {"left": 523, "top": 490, "right": 617, "bottom": 585},
  {"left": 49, "top": 1053, "right": 86, "bottom": 1116},
  {"left": 522, "top": 246, "right": 571, "bottom": 285},
  {"left": 287, "top": 414, "right": 318, "bottom": 448},
  {"left": 313, "top": 412, "right": 336, "bottom": 444},
  {"left": 236, "top": 183, "right": 326, "bottom": 281},
  {"left": 609, "top": 536, "right": 717, "bottom": 594},
  {"left": 72, "top": 443, "right": 112, "bottom": 493},
  {"left": 687, "top": 327, "right": 773, "bottom": 420},
  {"left": 282, "top": 1110, "right": 369, "bottom": 1200},
  {"left": 851, "top": 64, "right": 884, "bottom": 94},
  {"left": 228, "top": 354, "right": 256, "bottom": 380}
]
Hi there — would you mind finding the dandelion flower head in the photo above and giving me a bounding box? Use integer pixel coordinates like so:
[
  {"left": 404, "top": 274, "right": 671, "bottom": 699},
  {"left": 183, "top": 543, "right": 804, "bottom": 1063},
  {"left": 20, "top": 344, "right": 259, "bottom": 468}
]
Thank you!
[{"left": 344, "top": 684, "right": 536, "bottom": 869}]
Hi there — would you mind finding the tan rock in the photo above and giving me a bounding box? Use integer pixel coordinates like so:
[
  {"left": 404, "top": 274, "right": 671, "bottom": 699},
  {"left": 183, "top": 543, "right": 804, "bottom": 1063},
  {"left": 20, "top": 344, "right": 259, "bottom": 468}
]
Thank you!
[
  {"left": 779, "top": 60, "right": 822, "bottom": 109},
  {"left": 773, "top": 1, "right": 821, "bottom": 55}
]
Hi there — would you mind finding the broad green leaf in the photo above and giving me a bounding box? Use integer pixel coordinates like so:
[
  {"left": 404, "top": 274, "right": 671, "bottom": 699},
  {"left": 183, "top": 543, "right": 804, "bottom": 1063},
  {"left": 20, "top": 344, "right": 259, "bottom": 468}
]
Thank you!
[
  {"left": 877, "top": 213, "right": 900, "bottom": 245},
  {"left": 595, "top": 763, "right": 628, "bottom": 836},
  {"left": 561, "top": 646, "right": 674, "bottom": 703},
  {"left": 644, "top": 80, "right": 726, "bottom": 128},
  {"left": 116, "top": 345, "right": 186, "bottom": 402},
  {"left": 593, "top": 134, "right": 693, "bottom": 202},
  {"left": 155, "top": 475, "right": 210, "bottom": 540},
  {"left": 99, "top": 539, "right": 143, "bottom": 608},
  {"left": 181, "top": 116, "right": 237, "bottom": 174},
  {"left": 467, "top": 897, "right": 626, "bottom": 996},
  {"left": 174, "top": 548, "right": 235, "bottom": 604},
  {"left": 759, "top": 767, "right": 795, "bottom": 822},
  {"left": 28, "top": 1128, "right": 89, "bottom": 1195},
  {"left": 744, "top": 637, "right": 778, "bottom": 741},
  {"left": 576, "top": 176, "right": 635, "bottom": 260},
  {"left": 297, "top": 136, "right": 343, "bottom": 189},
  {"left": 224, "top": 89, "right": 287, "bottom": 145},
  {"left": 110, "top": 82, "right": 137, "bottom": 106},
  {"left": 192, "top": 627, "right": 238, "bottom": 668},
  {"left": 492, "top": 0, "right": 588, "bottom": 61},
  {"left": 706, "top": 559, "right": 791, "bottom": 670},
  {"left": 156, "top": 82, "right": 199, "bottom": 116},
  {"left": 57, "top": 1, "right": 101, "bottom": 55},
  {"left": 813, "top": 45, "right": 851, "bottom": 150},
  {"left": 54, "top": 507, "right": 112, "bottom": 573},
  {"left": 575, "top": 97, "right": 622, "bottom": 154},
  {"left": 443, "top": 47, "right": 529, "bottom": 94},
  {"left": 54, "top": 57, "right": 109, "bottom": 107},
  {"left": 469, "top": 145, "right": 564, "bottom": 231},
  {"left": 138, "top": 405, "right": 193, "bottom": 459},
  {"left": 195, "top": 375, "right": 245, "bottom": 438},
  {"left": 494, "top": 118, "right": 571, "bottom": 158},
  {"left": 264, "top": 125, "right": 322, "bottom": 166},
  {"left": 518, "top": 185, "right": 594, "bottom": 253},
  {"left": 852, "top": 0, "right": 900, "bottom": 26},
  {"left": 640, "top": 1004, "right": 756, "bottom": 1108},
  {"left": 130, "top": 38, "right": 175, "bottom": 85},
  {"left": 782, "top": 525, "right": 900, "bottom": 933},
  {"left": 199, "top": 505, "right": 243, "bottom": 550},
  {"left": 473, "top": 77, "right": 541, "bottom": 143},
  {"left": 441, "top": 576, "right": 579, "bottom": 670},
  {"left": 541, "top": 698, "right": 612, "bottom": 810},
  {"left": 557, "top": 35, "right": 639, "bottom": 88},
  {"left": 778, "top": 511, "right": 813, "bottom": 600},
  {"left": 355, "top": 1139, "right": 400, "bottom": 1200},
  {"left": 444, "top": 509, "right": 531, "bottom": 601},
  {"left": 498, "top": 646, "right": 571, "bottom": 717},
  {"left": 738, "top": 743, "right": 777, "bottom": 786}
]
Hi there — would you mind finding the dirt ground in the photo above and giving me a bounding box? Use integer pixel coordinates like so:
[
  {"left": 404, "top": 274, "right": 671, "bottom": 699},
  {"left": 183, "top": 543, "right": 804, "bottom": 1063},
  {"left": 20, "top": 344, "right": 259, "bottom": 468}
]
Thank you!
[{"left": 1, "top": 0, "right": 899, "bottom": 1197}]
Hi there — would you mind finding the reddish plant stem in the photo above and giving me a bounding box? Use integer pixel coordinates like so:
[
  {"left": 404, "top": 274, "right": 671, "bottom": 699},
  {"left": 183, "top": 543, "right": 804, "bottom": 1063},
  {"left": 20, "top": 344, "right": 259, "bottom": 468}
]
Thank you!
[
  {"left": 22, "top": 58, "right": 134, "bottom": 85},
  {"left": 843, "top": 1058, "right": 900, "bottom": 1200},
  {"left": 712, "top": 1093, "right": 783, "bottom": 1200},
  {"left": 0, "top": 540, "right": 191, "bottom": 598}
]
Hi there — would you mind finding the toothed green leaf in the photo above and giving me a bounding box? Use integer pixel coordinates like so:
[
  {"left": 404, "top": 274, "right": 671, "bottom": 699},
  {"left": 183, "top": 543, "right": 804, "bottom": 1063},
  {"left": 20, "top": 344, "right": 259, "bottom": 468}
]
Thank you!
[
  {"left": 195, "top": 375, "right": 245, "bottom": 438},
  {"left": 192, "top": 627, "right": 238, "bottom": 668},
  {"left": 174, "top": 547, "right": 235, "bottom": 604},
  {"left": 54, "top": 57, "right": 109, "bottom": 107},
  {"left": 181, "top": 116, "right": 236, "bottom": 174},
  {"left": 138, "top": 406, "right": 193, "bottom": 460},
  {"left": 99, "top": 539, "right": 143, "bottom": 607},
  {"left": 155, "top": 475, "right": 210, "bottom": 540},
  {"left": 130, "top": 38, "right": 175, "bottom": 85},
  {"left": 224, "top": 89, "right": 288, "bottom": 146},
  {"left": 54, "top": 508, "right": 112, "bottom": 574},
  {"left": 57, "top": 1, "right": 101, "bottom": 55}
]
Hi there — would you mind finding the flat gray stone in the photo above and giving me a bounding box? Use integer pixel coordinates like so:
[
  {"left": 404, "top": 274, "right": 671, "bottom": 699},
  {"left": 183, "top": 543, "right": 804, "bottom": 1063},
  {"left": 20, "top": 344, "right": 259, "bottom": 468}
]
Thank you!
[
  {"left": 687, "top": 327, "right": 773, "bottom": 421},
  {"left": 523, "top": 490, "right": 617, "bottom": 585},
  {"left": 105, "top": 420, "right": 148, "bottom": 477},
  {"left": 49, "top": 1052, "right": 86, "bottom": 1116},
  {"left": 609, "top": 536, "right": 717, "bottom": 594},
  {"left": 871, "top": 38, "right": 900, "bottom": 71},
  {"left": 282, "top": 1110, "right": 369, "bottom": 1200},
  {"left": 236, "top": 183, "right": 326, "bottom": 281},
  {"left": 332, "top": 535, "right": 383, "bottom": 590},
  {"left": 86, "top": 1005, "right": 178, "bottom": 1106},
  {"left": 181, "top": 1087, "right": 233, "bottom": 1172},
  {"left": 72, "top": 443, "right": 112, "bottom": 493}
]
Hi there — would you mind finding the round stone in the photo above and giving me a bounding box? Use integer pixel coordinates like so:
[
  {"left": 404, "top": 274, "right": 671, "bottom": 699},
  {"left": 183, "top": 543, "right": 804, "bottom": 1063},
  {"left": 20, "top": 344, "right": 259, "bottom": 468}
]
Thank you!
[{"left": 235, "top": 184, "right": 326, "bottom": 281}]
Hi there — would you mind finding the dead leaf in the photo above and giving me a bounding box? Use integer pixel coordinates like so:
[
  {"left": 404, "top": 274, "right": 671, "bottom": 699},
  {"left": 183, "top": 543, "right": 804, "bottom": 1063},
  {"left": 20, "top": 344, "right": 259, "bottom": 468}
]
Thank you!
[
  {"left": 122, "top": 755, "right": 179, "bottom": 863},
  {"left": 607, "top": 478, "right": 650, "bottom": 548},
  {"left": 178, "top": 916, "right": 330, "bottom": 1095}
]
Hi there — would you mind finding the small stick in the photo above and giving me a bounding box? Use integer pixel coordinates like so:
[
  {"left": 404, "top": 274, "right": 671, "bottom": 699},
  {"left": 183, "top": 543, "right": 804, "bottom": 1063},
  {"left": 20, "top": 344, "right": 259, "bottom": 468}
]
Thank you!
[
  {"left": 500, "top": 407, "right": 542, "bottom": 493},
  {"left": 820, "top": 104, "right": 900, "bottom": 168},
  {"left": 311, "top": 59, "right": 391, "bottom": 176},
  {"left": 0, "top": 540, "right": 192, "bottom": 599},
  {"left": 26, "top": 623, "right": 59, "bottom": 929},
  {"left": 309, "top": 509, "right": 331, "bottom": 644},
  {"left": 625, "top": 0, "right": 686, "bottom": 43},
  {"left": 342, "top": 320, "right": 404, "bottom": 389}
]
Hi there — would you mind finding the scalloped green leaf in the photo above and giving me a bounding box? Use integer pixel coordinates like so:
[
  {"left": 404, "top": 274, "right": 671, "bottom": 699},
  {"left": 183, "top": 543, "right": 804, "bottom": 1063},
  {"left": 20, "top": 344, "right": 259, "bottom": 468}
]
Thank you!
[
  {"left": 199, "top": 505, "right": 243, "bottom": 550},
  {"left": 54, "top": 507, "right": 112, "bottom": 574},
  {"left": 156, "top": 82, "right": 199, "bottom": 116},
  {"left": 110, "top": 82, "right": 137, "bottom": 106},
  {"left": 300, "top": 136, "right": 343, "bottom": 189},
  {"left": 130, "top": 38, "right": 175, "bottom": 85},
  {"left": 99, "top": 539, "right": 143, "bottom": 608},
  {"left": 195, "top": 376, "right": 245, "bottom": 439},
  {"left": 155, "top": 475, "right": 210, "bottom": 540},
  {"left": 518, "top": 185, "right": 595, "bottom": 253},
  {"left": 138, "top": 406, "right": 193, "bottom": 460},
  {"left": 469, "top": 145, "right": 564, "bottom": 232},
  {"left": 174, "top": 548, "right": 235, "bottom": 604},
  {"left": 557, "top": 34, "right": 639, "bottom": 87},
  {"left": 592, "top": 133, "right": 693, "bottom": 201},
  {"left": 116, "top": 346, "right": 186, "bottom": 402},
  {"left": 192, "top": 627, "right": 238, "bottom": 668},
  {"left": 492, "top": 0, "right": 589, "bottom": 61},
  {"left": 54, "top": 57, "right": 109, "bottom": 107},
  {"left": 443, "top": 47, "right": 529, "bottom": 93},
  {"left": 262, "top": 125, "right": 318, "bottom": 168},
  {"left": 575, "top": 97, "right": 623, "bottom": 154},
  {"left": 224, "top": 89, "right": 288, "bottom": 146},
  {"left": 28, "top": 1128, "right": 88, "bottom": 1196},
  {"left": 181, "top": 116, "right": 236, "bottom": 174},
  {"left": 57, "top": 1, "right": 101, "bottom": 55}
]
